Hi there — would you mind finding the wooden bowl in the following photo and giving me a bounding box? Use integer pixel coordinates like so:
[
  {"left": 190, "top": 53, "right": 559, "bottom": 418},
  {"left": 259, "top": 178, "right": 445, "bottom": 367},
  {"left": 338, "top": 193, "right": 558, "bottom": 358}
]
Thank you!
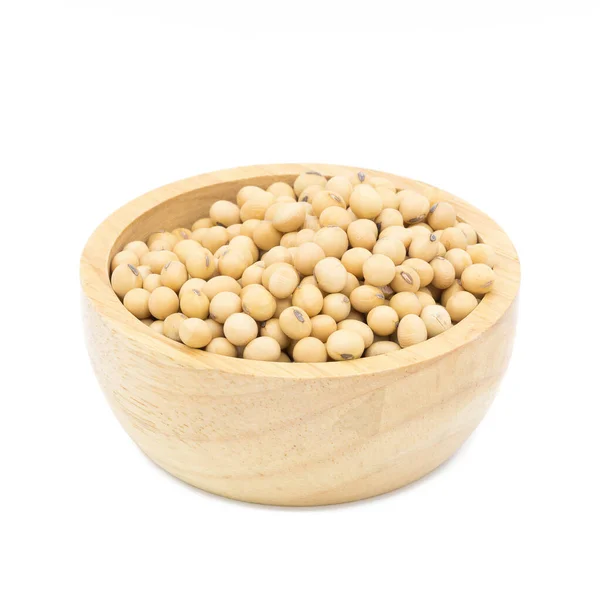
[{"left": 80, "top": 164, "right": 520, "bottom": 506}]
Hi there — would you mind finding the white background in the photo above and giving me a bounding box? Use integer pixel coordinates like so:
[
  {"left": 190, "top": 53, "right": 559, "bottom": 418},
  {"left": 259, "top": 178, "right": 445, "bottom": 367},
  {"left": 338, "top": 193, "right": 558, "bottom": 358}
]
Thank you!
[{"left": 2, "top": 1, "right": 599, "bottom": 598}]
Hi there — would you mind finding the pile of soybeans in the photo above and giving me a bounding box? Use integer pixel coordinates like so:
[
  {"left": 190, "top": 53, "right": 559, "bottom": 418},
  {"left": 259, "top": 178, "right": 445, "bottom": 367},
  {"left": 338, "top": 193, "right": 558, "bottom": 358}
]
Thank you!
[{"left": 110, "top": 171, "right": 497, "bottom": 362}]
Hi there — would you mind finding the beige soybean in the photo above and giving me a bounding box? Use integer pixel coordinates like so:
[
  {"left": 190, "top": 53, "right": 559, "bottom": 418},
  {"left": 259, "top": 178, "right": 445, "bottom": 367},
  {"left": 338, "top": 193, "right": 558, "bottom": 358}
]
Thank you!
[
  {"left": 292, "top": 337, "right": 328, "bottom": 363},
  {"left": 372, "top": 238, "right": 406, "bottom": 265},
  {"left": 402, "top": 258, "right": 434, "bottom": 287},
  {"left": 346, "top": 218, "right": 379, "bottom": 251},
  {"left": 209, "top": 290, "right": 242, "bottom": 323},
  {"left": 319, "top": 206, "right": 352, "bottom": 230},
  {"left": 111, "top": 250, "right": 140, "bottom": 272},
  {"left": 349, "top": 184, "right": 383, "bottom": 219},
  {"left": 202, "top": 275, "right": 241, "bottom": 300},
  {"left": 378, "top": 187, "right": 400, "bottom": 210},
  {"left": 267, "top": 265, "right": 300, "bottom": 299},
  {"left": 314, "top": 226, "right": 348, "bottom": 258},
  {"left": 267, "top": 181, "right": 296, "bottom": 199},
  {"left": 303, "top": 215, "right": 321, "bottom": 232},
  {"left": 366, "top": 341, "right": 401, "bottom": 357},
  {"left": 186, "top": 249, "right": 216, "bottom": 279},
  {"left": 411, "top": 224, "right": 434, "bottom": 237},
  {"left": 123, "top": 288, "right": 151, "bottom": 319},
  {"left": 179, "top": 318, "right": 213, "bottom": 348},
  {"left": 260, "top": 318, "right": 290, "bottom": 349},
  {"left": 209, "top": 200, "right": 241, "bottom": 227},
  {"left": 421, "top": 304, "right": 452, "bottom": 337},
  {"left": 292, "top": 285, "right": 324, "bottom": 317},
  {"left": 311, "top": 190, "right": 346, "bottom": 217},
  {"left": 241, "top": 262, "right": 265, "bottom": 287},
  {"left": 201, "top": 226, "right": 229, "bottom": 253},
  {"left": 397, "top": 190, "right": 429, "bottom": 224},
  {"left": 280, "top": 232, "right": 298, "bottom": 248},
  {"left": 229, "top": 235, "right": 259, "bottom": 262},
  {"left": 160, "top": 260, "right": 188, "bottom": 293},
  {"left": 408, "top": 234, "right": 438, "bottom": 262},
  {"left": 461, "top": 263, "right": 496, "bottom": 294},
  {"left": 444, "top": 248, "right": 472, "bottom": 278},
  {"left": 326, "top": 330, "right": 365, "bottom": 361},
  {"left": 379, "top": 225, "right": 412, "bottom": 248},
  {"left": 416, "top": 290, "right": 436, "bottom": 308},
  {"left": 205, "top": 337, "right": 238, "bottom": 357},
  {"left": 243, "top": 337, "right": 281, "bottom": 361},
  {"left": 397, "top": 314, "right": 428, "bottom": 348},
  {"left": 322, "top": 293, "right": 351, "bottom": 322},
  {"left": 293, "top": 171, "right": 327, "bottom": 196},
  {"left": 172, "top": 239, "right": 203, "bottom": 263},
  {"left": 297, "top": 184, "right": 325, "bottom": 205},
  {"left": 172, "top": 227, "right": 192, "bottom": 241},
  {"left": 362, "top": 254, "right": 396, "bottom": 287},
  {"left": 390, "top": 292, "right": 422, "bottom": 318},
  {"left": 111, "top": 263, "right": 143, "bottom": 298},
  {"left": 241, "top": 285, "right": 277, "bottom": 321},
  {"left": 190, "top": 229, "right": 207, "bottom": 244},
  {"left": 441, "top": 280, "right": 464, "bottom": 306},
  {"left": 314, "top": 257, "right": 348, "bottom": 293},
  {"left": 279, "top": 306, "right": 312, "bottom": 340},
  {"left": 367, "top": 305, "right": 399, "bottom": 336},
  {"left": 390, "top": 265, "right": 420, "bottom": 293},
  {"left": 147, "top": 231, "right": 178, "bottom": 247},
  {"left": 325, "top": 175, "right": 353, "bottom": 203},
  {"left": 214, "top": 244, "right": 230, "bottom": 260},
  {"left": 295, "top": 228, "right": 316, "bottom": 245},
  {"left": 253, "top": 221, "right": 282, "bottom": 250},
  {"left": 427, "top": 202, "right": 456, "bottom": 230},
  {"left": 223, "top": 312, "right": 258, "bottom": 346},
  {"left": 341, "top": 247, "right": 372, "bottom": 278},
  {"left": 310, "top": 314, "right": 337, "bottom": 343},
  {"left": 341, "top": 272, "right": 360, "bottom": 297},
  {"left": 143, "top": 273, "right": 162, "bottom": 293},
  {"left": 180, "top": 289, "right": 210, "bottom": 319},
  {"left": 239, "top": 219, "right": 261, "bottom": 238},
  {"left": 272, "top": 202, "right": 306, "bottom": 233},
  {"left": 149, "top": 320, "right": 164, "bottom": 335},
  {"left": 458, "top": 222, "right": 478, "bottom": 245},
  {"left": 274, "top": 296, "right": 293, "bottom": 318},
  {"left": 219, "top": 250, "right": 252, "bottom": 279},
  {"left": 375, "top": 208, "right": 404, "bottom": 231},
  {"left": 292, "top": 242, "right": 325, "bottom": 276},
  {"left": 467, "top": 243, "right": 497, "bottom": 267},
  {"left": 163, "top": 312, "right": 188, "bottom": 342},
  {"left": 148, "top": 239, "right": 175, "bottom": 253},
  {"left": 440, "top": 227, "right": 467, "bottom": 251},
  {"left": 137, "top": 265, "right": 152, "bottom": 280},
  {"left": 124, "top": 240, "right": 149, "bottom": 260},
  {"left": 148, "top": 286, "right": 180, "bottom": 320},
  {"left": 204, "top": 318, "right": 224, "bottom": 339},
  {"left": 192, "top": 217, "right": 213, "bottom": 231},
  {"left": 349, "top": 285, "right": 386, "bottom": 313},
  {"left": 430, "top": 256, "right": 456, "bottom": 289},
  {"left": 227, "top": 224, "right": 242, "bottom": 239},
  {"left": 446, "top": 291, "right": 479, "bottom": 322},
  {"left": 337, "top": 319, "right": 374, "bottom": 348},
  {"left": 239, "top": 191, "right": 274, "bottom": 219},
  {"left": 142, "top": 250, "right": 179, "bottom": 274}
]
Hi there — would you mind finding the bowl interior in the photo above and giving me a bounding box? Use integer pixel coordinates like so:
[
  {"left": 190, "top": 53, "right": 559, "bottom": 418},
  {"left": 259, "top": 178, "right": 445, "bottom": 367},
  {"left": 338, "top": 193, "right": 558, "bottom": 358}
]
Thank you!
[{"left": 82, "top": 164, "right": 520, "bottom": 378}]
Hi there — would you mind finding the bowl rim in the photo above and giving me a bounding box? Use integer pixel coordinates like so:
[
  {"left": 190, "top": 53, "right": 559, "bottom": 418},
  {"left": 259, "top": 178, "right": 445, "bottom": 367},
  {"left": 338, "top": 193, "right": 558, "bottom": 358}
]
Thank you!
[{"left": 80, "top": 163, "right": 520, "bottom": 379}]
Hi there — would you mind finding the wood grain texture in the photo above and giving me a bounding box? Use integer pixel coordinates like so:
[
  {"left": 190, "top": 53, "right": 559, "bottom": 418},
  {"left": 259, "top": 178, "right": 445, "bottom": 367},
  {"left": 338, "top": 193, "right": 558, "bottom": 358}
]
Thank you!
[{"left": 80, "top": 164, "right": 520, "bottom": 506}]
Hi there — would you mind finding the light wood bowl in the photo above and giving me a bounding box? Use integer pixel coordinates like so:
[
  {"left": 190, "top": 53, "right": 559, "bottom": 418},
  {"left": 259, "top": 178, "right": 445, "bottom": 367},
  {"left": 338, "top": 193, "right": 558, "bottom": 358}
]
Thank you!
[{"left": 80, "top": 164, "right": 520, "bottom": 506}]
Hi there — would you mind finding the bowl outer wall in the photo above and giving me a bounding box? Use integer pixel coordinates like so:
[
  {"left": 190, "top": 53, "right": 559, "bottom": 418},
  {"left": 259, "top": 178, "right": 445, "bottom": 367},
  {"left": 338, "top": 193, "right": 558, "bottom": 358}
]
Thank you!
[{"left": 80, "top": 164, "right": 520, "bottom": 505}]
